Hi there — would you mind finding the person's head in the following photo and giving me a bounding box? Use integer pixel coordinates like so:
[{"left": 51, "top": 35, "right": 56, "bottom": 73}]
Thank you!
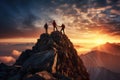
[
  {"left": 45, "top": 23, "right": 47, "bottom": 25},
  {"left": 53, "top": 20, "right": 56, "bottom": 22},
  {"left": 62, "top": 24, "right": 64, "bottom": 26}
]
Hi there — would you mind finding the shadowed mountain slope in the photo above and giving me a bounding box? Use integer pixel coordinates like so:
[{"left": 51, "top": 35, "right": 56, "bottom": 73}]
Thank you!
[
  {"left": 0, "top": 31, "right": 89, "bottom": 80},
  {"left": 80, "top": 43, "right": 120, "bottom": 80}
]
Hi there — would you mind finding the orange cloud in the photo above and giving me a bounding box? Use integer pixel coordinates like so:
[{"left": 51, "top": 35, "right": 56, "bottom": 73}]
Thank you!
[
  {"left": 0, "top": 50, "right": 21, "bottom": 65},
  {"left": 0, "top": 56, "right": 15, "bottom": 65},
  {"left": 12, "top": 50, "right": 21, "bottom": 58}
]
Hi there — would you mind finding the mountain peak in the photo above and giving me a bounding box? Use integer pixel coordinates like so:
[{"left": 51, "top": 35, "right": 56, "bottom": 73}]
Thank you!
[
  {"left": 32, "top": 31, "right": 73, "bottom": 53},
  {"left": 92, "top": 42, "right": 120, "bottom": 56},
  {"left": 0, "top": 31, "right": 89, "bottom": 80}
]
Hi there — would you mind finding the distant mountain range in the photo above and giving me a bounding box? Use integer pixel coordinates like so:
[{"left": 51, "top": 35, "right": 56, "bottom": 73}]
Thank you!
[
  {"left": 80, "top": 43, "right": 120, "bottom": 80},
  {"left": 87, "top": 67, "right": 120, "bottom": 80},
  {"left": 93, "top": 42, "right": 120, "bottom": 56}
]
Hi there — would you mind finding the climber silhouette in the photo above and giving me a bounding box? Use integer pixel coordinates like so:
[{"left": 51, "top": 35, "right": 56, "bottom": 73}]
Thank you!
[
  {"left": 52, "top": 20, "right": 58, "bottom": 31},
  {"left": 44, "top": 23, "right": 48, "bottom": 33},
  {"left": 60, "top": 24, "right": 65, "bottom": 34}
]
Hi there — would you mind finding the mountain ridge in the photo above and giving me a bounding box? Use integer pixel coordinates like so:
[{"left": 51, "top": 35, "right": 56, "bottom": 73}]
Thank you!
[
  {"left": 0, "top": 31, "right": 89, "bottom": 80},
  {"left": 92, "top": 42, "right": 120, "bottom": 56},
  {"left": 80, "top": 43, "right": 120, "bottom": 80}
]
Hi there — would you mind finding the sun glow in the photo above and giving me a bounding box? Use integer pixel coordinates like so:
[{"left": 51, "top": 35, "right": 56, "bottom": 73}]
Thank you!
[
  {"left": 92, "top": 33, "right": 114, "bottom": 46},
  {"left": 95, "top": 38, "right": 108, "bottom": 45},
  {"left": 0, "top": 38, "right": 36, "bottom": 43},
  {"left": 70, "top": 30, "right": 120, "bottom": 55}
]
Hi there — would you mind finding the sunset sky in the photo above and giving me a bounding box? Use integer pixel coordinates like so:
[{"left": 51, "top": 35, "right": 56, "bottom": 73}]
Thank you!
[{"left": 0, "top": 0, "right": 120, "bottom": 64}]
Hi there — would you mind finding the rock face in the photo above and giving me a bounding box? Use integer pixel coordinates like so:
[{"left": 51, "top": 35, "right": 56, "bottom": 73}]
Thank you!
[{"left": 0, "top": 31, "right": 89, "bottom": 80}]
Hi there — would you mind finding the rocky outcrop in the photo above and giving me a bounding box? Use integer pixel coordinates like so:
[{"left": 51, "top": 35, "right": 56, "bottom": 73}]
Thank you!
[{"left": 0, "top": 31, "right": 89, "bottom": 80}]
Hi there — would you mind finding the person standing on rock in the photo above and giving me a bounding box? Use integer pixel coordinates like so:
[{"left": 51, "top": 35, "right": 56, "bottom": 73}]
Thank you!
[
  {"left": 60, "top": 24, "right": 65, "bottom": 34},
  {"left": 52, "top": 20, "right": 58, "bottom": 31},
  {"left": 44, "top": 23, "right": 48, "bottom": 33}
]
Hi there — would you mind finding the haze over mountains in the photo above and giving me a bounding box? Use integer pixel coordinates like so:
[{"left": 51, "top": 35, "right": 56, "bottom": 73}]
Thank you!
[
  {"left": 0, "top": 43, "right": 34, "bottom": 65},
  {"left": 0, "top": 33, "right": 120, "bottom": 80},
  {"left": 93, "top": 42, "right": 120, "bottom": 56},
  {"left": 80, "top": 42, "right": 120, "bottom": 80}
]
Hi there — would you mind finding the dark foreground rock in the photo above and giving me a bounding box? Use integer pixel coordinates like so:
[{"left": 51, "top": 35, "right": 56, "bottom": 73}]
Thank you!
[{"left": 1, "top": 31, "right": 89, "bottom": 80}]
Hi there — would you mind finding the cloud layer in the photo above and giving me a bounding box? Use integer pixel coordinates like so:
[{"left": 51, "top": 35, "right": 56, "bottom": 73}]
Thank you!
[
  {"left": 0, "top": 49, "right": 21, "bottom": 65},
  {"left": 0, "top": 43, "right": 34, "bottom": 65},
  {"left": 0, "top": 0, "right": 120, "bottom": 38}
]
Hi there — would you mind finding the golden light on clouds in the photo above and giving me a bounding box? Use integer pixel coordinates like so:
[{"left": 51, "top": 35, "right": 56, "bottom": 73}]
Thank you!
[
  {"left": 0, "top": 28, "right": 120, "bottom": 55},
  {"left": 0, "top": 3, "right": 120, "bottom": 56},
  {"left": 76, "top": 33, "right": 119, "bottom": 44},
  {"left": 12, "top": 50, "right": 21, "bottom": 58},
  {"left": 0, "top": 38, "right": 36, "bottom": 43},
  {"left": 0, "top": 56, "right": 15, "bottom": 64},
  {"left": 70, "top": 31, "right": 120, "bottom": 54},
  {"left": 94, "top": 38, "right": 108, "bottom": 45}
]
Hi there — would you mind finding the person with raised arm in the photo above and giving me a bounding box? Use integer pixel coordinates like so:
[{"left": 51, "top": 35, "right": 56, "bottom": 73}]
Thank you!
[
  {"left": 60, "top": 24, "right": 65, "bottom": 34},
  {"left": 52, "top": 20, "right": 58, "bottom": 31}
]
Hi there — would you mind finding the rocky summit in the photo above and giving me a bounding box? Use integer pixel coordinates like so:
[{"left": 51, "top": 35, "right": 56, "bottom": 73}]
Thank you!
[{"left": 0, "top": 31, "right": 89, "bottom": 80}]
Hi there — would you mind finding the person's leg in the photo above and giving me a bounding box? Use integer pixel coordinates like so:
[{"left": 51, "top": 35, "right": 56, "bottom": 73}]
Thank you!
[
  {"left": 55, "top": 27, "right": 58, "bottom": 31},
  {"left": 45, "top": 28, "right": 47, "bottom": 33},
  {"left": 53, "top": 26, "right": 55, "bottom": 31},
  {"left": 60, "top": 28, "right": 62, "bottom": 32},
  {"left": 46, "top": 28, "right": 48, "bottom": 33},
  {"left": 63, "top": 29, "right": 65, "bottom": 34}
]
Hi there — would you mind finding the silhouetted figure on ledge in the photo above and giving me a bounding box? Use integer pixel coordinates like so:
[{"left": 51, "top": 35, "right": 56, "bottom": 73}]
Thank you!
[
  {"left": 44, "top": 23, "right": 48, "bottom": 33},
  {"left": 60, "top": 24, "right": 65, "bottom": 34},
  {"left": 52, "top": 20, "right": 58, "bottom": 31}
]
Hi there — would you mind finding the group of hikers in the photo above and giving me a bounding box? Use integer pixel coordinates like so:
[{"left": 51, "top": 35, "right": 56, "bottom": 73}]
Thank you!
[{"left": 44, "top": 20, "right": 65, "bottom": 34}]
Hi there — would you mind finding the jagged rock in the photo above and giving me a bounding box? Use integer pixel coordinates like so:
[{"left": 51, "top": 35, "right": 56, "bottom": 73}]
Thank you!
[
  {"left": 24, "top": 74, "right": 44, "bottom": 80},
  {"left": 52, "top": 73, "right": 71, "bottom": 80},
  {"left": 4, "top": 31, "right": 89, "bottom": 80},
  {"left": 8, "top": 65, "right": 22, "bottom": 77},
  {"left": 35, "top": 71, "right": 56, "bottom": 80},
  {"left": 8, "top": 74, "right": 21, "bottom": 80},
  {"left": 0, "top": 63, "right": 9, "bottom": 71},
  {"left": 32, "top": 33, "right": 52, "bottom": 53},
  {"left": 22, "top": 50, "right": 55, "bottom": 73},
  {"left": 15, "top": 49, "right": 32, "bottom": 65},
  {"left": 0, "top": 63, "right": 12, "bottom": 80}
]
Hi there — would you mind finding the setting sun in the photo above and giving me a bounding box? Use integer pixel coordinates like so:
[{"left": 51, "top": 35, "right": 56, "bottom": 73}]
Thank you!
[{"left": 95, "top": 38, "right": 108, "bottom": 45}]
